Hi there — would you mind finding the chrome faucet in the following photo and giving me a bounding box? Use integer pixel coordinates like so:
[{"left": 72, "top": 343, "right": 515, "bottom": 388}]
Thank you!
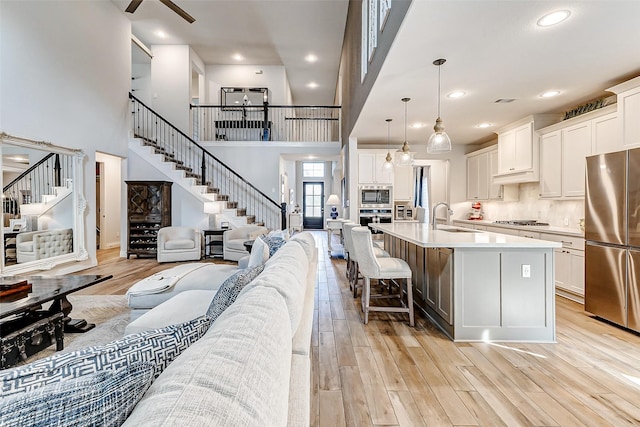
[{"left": 432, "top": 202, "right": 453, "bottom": 230}]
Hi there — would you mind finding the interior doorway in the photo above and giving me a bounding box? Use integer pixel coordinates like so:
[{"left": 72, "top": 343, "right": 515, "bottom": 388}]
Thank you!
[
  {"left": 95, "top": 152, "right": 123, "bottom": 252},
  {"left": 302, "top": 182, "right": 324, "bottom": 229}
]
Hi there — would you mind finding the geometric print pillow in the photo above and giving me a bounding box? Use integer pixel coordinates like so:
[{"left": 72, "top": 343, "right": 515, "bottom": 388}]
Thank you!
[
  {"left": 259, "top": 234, "right": 287, "bottom": 257},
  {"left": 0, "top": 315, "right": 211, "bottom": 397},
  {"left": 206, "top": 264, "right": 264, "bottom": 322},
  {"left": 0, "top": 362, "right": 155, "bottom": 427}
]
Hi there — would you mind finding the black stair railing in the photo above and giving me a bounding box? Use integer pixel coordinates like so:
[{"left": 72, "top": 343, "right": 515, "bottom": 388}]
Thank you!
[
  {"left": 3, "top": 153, "right": 72, "bottom": 217},
  {"left": 129, "top": 92, "right": 285, "bottom": 230}
]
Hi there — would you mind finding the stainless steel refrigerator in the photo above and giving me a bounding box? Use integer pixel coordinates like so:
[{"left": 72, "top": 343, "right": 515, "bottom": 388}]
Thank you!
[{"left": 585, "top": 148, "right": 640, "bottom": 332}]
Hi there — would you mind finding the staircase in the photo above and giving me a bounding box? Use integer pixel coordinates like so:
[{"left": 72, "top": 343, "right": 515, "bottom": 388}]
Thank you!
[
  {"left": 3, "top": 153, "right": 73, "bottom": 219},
  {"left": 129, "top": 93, "right": 284, "bottom": 230}
]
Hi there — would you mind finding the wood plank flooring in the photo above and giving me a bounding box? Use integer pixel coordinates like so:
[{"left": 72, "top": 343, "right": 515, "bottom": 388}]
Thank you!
[{"left": 77, "top": 231, "right": 640, "bottom": 426}]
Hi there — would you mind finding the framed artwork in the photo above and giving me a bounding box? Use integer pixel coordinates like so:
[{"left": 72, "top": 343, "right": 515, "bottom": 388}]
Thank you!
[{"left": 380, "top": 0, "right": 391, "bottom": 31}]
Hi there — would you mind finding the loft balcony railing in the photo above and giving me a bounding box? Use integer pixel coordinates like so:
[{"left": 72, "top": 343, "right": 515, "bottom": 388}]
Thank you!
[
  {"left": 129, "top": 93, "right": 285, "bottom": 230},
  {"left": 190, "top": 104, "right": 341, "bottom": 142}
]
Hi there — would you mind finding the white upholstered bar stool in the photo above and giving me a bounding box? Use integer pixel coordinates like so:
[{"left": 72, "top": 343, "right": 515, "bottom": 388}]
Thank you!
[
  {"left": 342, "top": 223, "right": 389, "bottom": 297},
  {"left": 351, "top": 226, "right": 414, "bottom": 326}
]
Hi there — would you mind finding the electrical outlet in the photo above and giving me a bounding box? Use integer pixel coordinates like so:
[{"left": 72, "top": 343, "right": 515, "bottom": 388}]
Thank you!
[
  {"left": 522, "top": 264, "right": 531, "bottom": 278},
  {"left": 564, "top": 217, "right": 569, "bottom": 226}
]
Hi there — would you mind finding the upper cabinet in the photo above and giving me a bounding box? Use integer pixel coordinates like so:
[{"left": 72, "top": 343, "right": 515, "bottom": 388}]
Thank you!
[
  {"left": 493, "top": 115, "right": 560, "bottom": 185},
  {"left": 394, "top": 165, "right": 413, "bottom": 201},
  {"left": 358, "top": 151, "right": 393, "bottom": 184},
  {"left": 467, "top": 146, "right": 519, "bottom": 201},
  {"left": 466, "top": 151, "right": 489, "bottom": 200},
  {"left": 608, "top": 76, "right": 640, "bottom": 149},
  {"left": 539, "top": 105, "right": 617, "bottom": 199}
]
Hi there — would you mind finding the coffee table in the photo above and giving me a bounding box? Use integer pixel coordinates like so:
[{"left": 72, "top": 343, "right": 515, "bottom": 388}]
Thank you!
[{"left": 0, "top": 275, "right": 113, "bottom": 368}]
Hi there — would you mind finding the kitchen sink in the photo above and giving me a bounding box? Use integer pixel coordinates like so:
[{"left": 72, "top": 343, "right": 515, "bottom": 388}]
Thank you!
[{"left": 440, "top": 227, "right": 477, "bottom": 233}]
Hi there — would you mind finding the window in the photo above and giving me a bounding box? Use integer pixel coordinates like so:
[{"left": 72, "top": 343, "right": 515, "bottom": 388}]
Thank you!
[{"left": 303, "top": 162, "right": 324, "bottom": 178}]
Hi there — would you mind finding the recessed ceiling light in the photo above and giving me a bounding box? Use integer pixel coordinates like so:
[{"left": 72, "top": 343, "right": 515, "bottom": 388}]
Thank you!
[
  {"left": 447, "top": 91, "right": 466, "bottom": 99},
  {"left": 305, "top": 54, "right": 318, "bottom": 63},
  {"left": 232, "top": 53, "right": 244, "bottom": 61},
  {"left": 476, "top": 123, "right": 493, "bottom": 129},
  {"left": 540, "top": 90, "right": 561, "bottom": 98},
  {"left": 154, "top": 30, "right": 167, "bottom": 38},
  {"left": 411, "top": 123, "right": 426, "bottom": 129},
  {"left": 537, "top": 10, "right": 571, "bottom": 27},
  {"left": 307, "top": 82, "right": 319, "bottom": 89}
]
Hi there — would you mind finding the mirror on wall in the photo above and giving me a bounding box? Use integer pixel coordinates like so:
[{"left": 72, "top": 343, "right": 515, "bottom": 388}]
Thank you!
[
  {"left": 220, "top": 87, "right": 269, "bottom": 106},
  {"left": 1, "top": 133, "right": 87, "bottom": 275}
]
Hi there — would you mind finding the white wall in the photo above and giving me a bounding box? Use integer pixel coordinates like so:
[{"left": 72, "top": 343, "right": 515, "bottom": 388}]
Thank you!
[
  {"left": 132, "top": 62, "right": 152, "bottom": 105},
  {"left": 205, "top": 65, "right": 290, "bottom": 105},
  {"left": 201, "top": 141, "right": 340, "bottom": 202},
  {"left": 150, "top": 45, "right": 191, "bottom": 132},
  {"left": 1, "top": 0, "right": 131, "bottom": 272}
]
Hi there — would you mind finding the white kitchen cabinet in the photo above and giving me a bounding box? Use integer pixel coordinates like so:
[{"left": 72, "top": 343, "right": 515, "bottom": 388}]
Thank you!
[
  {"left": 562, "top": 121, "right": 592, "bottom": 197},
  {"left": 488, "top": 149, "right": 503, "bottom": 200},
  {"left": 518, "top": 230, "right": 541, "bottom": 240},
  {"left": 466, "top": 151, "right": 489, "bottom": 200},
  {"left": 607, "top": 76, "right": 640, "bottom": 148},
  {"left": 466, "top": 146, "right": 517, "bottom": 201},
  {"left": 539, "top": 111, "right": 603, "bottom": 199},
  {"left": 394, "top": 165, "right": 413, "bottom": 201},
  {"left": 539, "top": 130, "right": 562, "bottom": 198},
  {"left": 358, "top": 152, "right": 393, "bottom": 184},
  {"left": 592, "top": 109, "right": 621, "bottom": 154},
  {"left": 540, "top": 232, "right": 585, "bottom": 300},
  {"left": 494, "top": 115, "right": 560, "bottom": 185}
]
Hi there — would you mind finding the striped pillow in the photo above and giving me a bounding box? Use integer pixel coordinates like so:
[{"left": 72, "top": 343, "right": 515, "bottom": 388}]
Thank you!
[
  {"left": 0, "top": 362, "right": 154, "bottom": 427},
  {"left": 0, "top": 315, "right": 211, "bottom": 397}
]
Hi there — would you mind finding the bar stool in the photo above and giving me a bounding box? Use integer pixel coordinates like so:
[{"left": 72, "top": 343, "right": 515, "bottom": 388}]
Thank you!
[
  {"left": 343, "top": 223, "right": 389, "bottom": 297},
  {"left": 351, "top": 226, "right": 414, "bottom": 326}
]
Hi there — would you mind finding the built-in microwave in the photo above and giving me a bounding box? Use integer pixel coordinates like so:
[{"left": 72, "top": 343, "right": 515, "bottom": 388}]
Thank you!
[{"left": 359, "top": 185, "right": 392, "bottom": 208}]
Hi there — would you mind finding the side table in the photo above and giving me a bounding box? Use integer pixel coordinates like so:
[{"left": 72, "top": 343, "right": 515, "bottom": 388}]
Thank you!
[{"left": 203, "top": 229, "right": 225, "bottom": 258}]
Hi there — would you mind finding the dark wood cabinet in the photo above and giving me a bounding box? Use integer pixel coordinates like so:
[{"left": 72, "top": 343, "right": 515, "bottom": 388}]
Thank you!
[{"left": 126, "top": 181, "right": 172, "bottom": 259}]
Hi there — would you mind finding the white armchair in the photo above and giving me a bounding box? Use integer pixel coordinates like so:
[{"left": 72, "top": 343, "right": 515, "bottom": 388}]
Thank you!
[
  {"left": 223, "top": 225, "right": 268, "bottom": 261},
  {"left": 157, "top": 226, "right": 202, "bottom": 263}
]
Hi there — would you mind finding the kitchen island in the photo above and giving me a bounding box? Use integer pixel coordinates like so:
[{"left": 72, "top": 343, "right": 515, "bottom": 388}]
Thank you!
[{"left": 370, "top": 222, "right": 561, "bottom": 342}]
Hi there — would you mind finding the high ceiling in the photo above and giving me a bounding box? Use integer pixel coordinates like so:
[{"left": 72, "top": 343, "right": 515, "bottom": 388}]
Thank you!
[
  {"left": 115, "top": 0, "right": 640, "bottom": 147},
  {"left": 353, "top": 0, "right": 640, "bottom": 147},
  {"left": 113, "top": 0, "right": 349, "bottom": 106}
]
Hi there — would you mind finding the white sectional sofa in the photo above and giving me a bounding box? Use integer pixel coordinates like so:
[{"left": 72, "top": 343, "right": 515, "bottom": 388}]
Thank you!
[{"left": 123, "top": 232, "right": 318, "bottom": 426}]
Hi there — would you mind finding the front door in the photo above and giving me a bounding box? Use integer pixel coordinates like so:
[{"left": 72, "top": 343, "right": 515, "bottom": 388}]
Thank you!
[{"left": 303, "top": 182, "right": 324, "bottom": 229}]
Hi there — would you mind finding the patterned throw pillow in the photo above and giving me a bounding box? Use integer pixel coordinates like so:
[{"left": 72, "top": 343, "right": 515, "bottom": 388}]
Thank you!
[
  {"left": 206, "top": 264, "right": 265, "bottom": 321},
  {"left": 0, "top": 315, "right": 211, "bottom": 397},
  {"left": 260, "top": 234, "right": 287, "bottom": 257},
  {"left": 0, "top": 362, "right": 154, "bottom": 427}
]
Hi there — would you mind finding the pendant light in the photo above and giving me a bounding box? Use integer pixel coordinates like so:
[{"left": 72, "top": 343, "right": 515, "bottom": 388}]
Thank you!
[
  {"left": 395, "top": 97, "right": 415, "bottom": 166},
  {"left": 383, "top": 118, "right": 394, "bottom": 169},
  {"left": 427, "top": 58, "right": 452, "bottom": 154}
]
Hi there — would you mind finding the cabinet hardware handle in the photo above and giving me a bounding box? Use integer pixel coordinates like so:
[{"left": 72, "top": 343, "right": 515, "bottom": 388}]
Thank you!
[{"left": 561, "top": 241, "right": 573, "bottom": 245}]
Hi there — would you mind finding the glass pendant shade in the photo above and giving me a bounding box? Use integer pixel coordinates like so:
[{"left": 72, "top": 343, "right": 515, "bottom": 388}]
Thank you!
[
  {"left": 384, "top": 118, "right": 394, "bottom": 169},
  {"left": 395, "top": 98, "right": 415, "bottom": 166},
  {"left": 427, "top": 58, "right": 452, "bottom": 154},
  {"left": 427, "top": 117, "right": 452, "bottom": 153}
]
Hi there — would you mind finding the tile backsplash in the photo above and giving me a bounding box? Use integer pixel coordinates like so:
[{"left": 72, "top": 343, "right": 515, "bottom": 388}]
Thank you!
[{"left": 452, "top": 183, "right": 584, "bottom": 230}]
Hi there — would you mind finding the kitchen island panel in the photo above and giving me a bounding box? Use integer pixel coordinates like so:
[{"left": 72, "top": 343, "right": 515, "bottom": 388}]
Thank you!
[{"left": 458, "top": 251, "right": 502, "bottom": 327}]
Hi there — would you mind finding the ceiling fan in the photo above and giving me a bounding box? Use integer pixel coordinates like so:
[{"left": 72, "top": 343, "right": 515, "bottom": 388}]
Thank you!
[{"left": 125, "top": 0, "right": 196, "bottom": 24}]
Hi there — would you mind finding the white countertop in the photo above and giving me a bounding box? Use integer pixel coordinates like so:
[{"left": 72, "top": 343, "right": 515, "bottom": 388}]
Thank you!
[
  {"left": 452, "top": 219, "right": 584, "bottom": 238},
  {"left": 370, "top": 222, "right": 562, "bottom": 249}
]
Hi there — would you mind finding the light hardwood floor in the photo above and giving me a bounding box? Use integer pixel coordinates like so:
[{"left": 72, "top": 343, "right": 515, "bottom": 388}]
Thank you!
[{"left": 77, "top": 231, "right": 640, "bottom": 426}]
